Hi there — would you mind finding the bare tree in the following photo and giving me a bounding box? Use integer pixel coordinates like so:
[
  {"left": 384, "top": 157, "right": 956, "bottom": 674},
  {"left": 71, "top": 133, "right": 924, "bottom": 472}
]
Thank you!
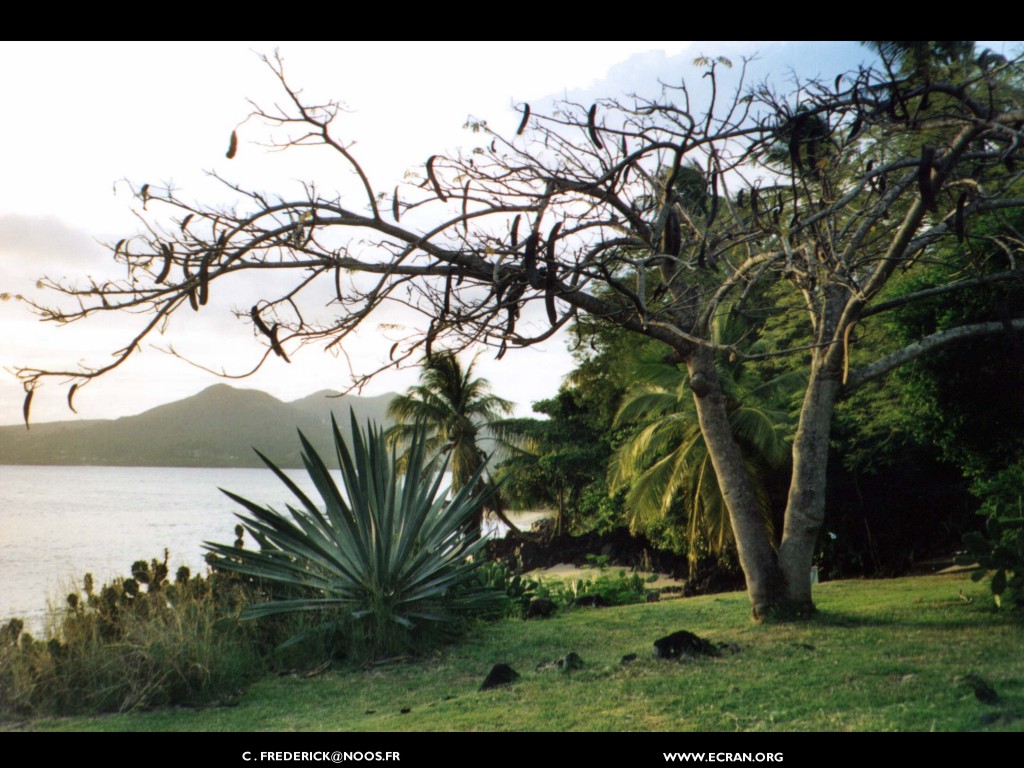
[{"left": 18, "top": 50, "right": 1024, "bottom": 617}]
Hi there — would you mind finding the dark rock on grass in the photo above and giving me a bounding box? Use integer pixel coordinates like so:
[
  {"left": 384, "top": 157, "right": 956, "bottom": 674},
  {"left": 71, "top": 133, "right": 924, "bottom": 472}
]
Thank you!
[
  {"left": 654, "top": 630, "right": 720, "bottom": 660},
  {"left": 536, "top": 652, "right": 584, "bottom": 672},
  {"left": 561, "top": 651, "right": 584, "bottom": 671},
  {"left": 573, "top": 593, "right": 611, "bottom": 608},
  {"left": 981, "top": 711, "right": 1023, "bottom": 726},
  {"left": 621, "top": 653, "right": 638, "bottom": 666},
  {"left": 400, "top": 707, "right": 411, "bottom": 714},
  {"left": 481, "top": 663, "right": 520, "bottom": 690},
  {"left": 526, "top": 597, "right": 557, "bottom": 619},
  {"left": 961, "top": 673, "right": 1000, "bottom": 705}
]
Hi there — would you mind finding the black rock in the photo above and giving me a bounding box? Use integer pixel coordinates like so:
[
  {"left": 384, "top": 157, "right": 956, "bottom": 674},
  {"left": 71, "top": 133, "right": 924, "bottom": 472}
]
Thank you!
[
  {"left": 654, "top": 630, "right": 720, "bottom": 660},
  {"left": 537, "top": 652, "right": 584, "bottom": 672},
  {"left": 561, "top": 651, "right": 584, "bottom": 671},
  {"left": 573, "top": 593, "right": 611, "bottom": 608},
  {"left": 480, "top": 663, "right": 520, "bottom": 690},
  {"left": 526, "top": 597, "right": 557, "bottom": 619},
  {"left": 963, "top": 673, "right": 1000, "bottom": 705},
  {"left": 981, "top": 711, "right": 1023, "bottom": 726},
  {"left": 621, "top": 653, "right": 638, "bottom": 665}
]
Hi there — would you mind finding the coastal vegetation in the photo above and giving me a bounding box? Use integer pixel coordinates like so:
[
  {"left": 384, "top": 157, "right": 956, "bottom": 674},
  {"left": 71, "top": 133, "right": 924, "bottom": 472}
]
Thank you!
[
  {"left": 3, "top": 42, "right": 1024, "bottom": 729},
  {"left": 14, "top": 574, "right": 1024, "bottom": 732}
]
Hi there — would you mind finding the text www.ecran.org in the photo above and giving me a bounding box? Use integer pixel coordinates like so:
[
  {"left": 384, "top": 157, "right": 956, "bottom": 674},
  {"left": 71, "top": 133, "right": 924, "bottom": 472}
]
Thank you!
[{"left": 664, "top": 754, "right": 783, "bottom": 763}]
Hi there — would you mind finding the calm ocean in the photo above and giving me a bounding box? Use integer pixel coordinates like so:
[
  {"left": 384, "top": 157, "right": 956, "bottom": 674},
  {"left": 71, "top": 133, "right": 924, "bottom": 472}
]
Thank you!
[{"left": 0, "top": 464, "right": 519, "bottom": 632}]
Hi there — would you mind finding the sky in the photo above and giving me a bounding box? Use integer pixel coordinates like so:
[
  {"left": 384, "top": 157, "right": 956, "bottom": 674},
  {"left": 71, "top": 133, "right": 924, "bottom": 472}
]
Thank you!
[{"left": 2, "top": 41, "right": 1017, "bottom": 425}]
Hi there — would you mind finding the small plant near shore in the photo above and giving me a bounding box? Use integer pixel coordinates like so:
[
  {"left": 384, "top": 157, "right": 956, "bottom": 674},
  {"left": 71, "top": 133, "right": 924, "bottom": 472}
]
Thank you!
[
  {"left": 0, "top": 553, "right": 266, "bottom": 717},
  {"left": 475, "top": 559, "right": 652, "bottom": 618}
]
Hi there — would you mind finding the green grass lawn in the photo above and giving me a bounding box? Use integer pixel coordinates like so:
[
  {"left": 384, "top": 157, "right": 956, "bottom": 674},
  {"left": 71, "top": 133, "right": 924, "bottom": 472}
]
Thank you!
[{"left": 19, "top": 573, "right": 1024, "bottom": 732}]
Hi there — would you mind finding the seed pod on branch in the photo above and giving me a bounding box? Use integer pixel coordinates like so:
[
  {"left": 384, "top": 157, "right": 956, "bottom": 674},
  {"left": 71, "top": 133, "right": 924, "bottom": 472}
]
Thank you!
[
  {"left": 251, "top": 305, "right": 290, "bottom": 360},
  {"left": 516, "top": 104, "right": 530, "bottom": 136},
  {"left": 523, "top": 232, "right": 541, "bottom": 289},
  {"left": 846, "top": 115, "right": 863, "bottom": 144},
  {"left": 23, "top": 386, "right": 34, "bottom": 430},
  {"left": 198, "top": 253, "right": 211, "bottom": 306},
  {"left": 544, "top": 222, "right": 561, "bottom": 326},
  {"left": 955, "top": 192, "right": 967, "bottom": 243},
  {"left": 155, "top": 243, "right": 173, "bottom": 284},
  {"left": 426, "top": 155, "right": 447, "bottom": 201},
  {"left": 441, "top": 273, "right": 452, "bottom": 321},
  {"left": 918, "top": 146, "right": 938, "bottom": 212},
  {"left": 251, "top": 305, "right": 272, "bottom": 336},
  {"left": 662, "top": 206, "right": 681, "bottom": 256},
  {"left": 268, "top": 324, "right": 289, "bottom": 362},
  {"left": 587, "top": 104, "right": 603, "bottom": 149}
]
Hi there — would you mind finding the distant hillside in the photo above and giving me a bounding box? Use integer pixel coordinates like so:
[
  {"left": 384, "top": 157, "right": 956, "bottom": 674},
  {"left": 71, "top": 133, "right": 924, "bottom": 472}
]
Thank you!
[{"left": 0, "top": 384, "right": 396, "bottom": 468}]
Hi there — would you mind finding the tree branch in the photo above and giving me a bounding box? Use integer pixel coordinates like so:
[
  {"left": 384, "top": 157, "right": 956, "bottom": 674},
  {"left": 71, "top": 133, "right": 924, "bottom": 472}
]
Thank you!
[{"left": 846, "top": 318, "right": 1024, "bottom": 390}]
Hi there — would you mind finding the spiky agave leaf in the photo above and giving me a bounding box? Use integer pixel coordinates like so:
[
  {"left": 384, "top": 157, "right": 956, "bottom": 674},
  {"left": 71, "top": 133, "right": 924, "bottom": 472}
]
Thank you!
[{"left": 206, "top": 414, "right": 503, "bottom": 656}]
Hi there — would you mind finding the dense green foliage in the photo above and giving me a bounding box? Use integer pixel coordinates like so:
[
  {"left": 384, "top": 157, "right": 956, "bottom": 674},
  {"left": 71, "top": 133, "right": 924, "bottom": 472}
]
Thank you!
[
  {"left": 495, "top": 389, "right": 617, "bottom": 533},
  {"left": 609, "top": 313, "right": 797, "bottom": 567},
  {"left": 958, "top": 460, "right": 1024, "bottom": 607},
  {"left": 207, "top": 416, "right": 507, "bottom": 660}
]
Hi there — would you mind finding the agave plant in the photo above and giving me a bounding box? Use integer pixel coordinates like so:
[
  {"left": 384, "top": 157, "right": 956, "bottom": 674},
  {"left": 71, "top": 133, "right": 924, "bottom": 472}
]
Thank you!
[{"left": 205, "top": 414, "right": 506, "bottom": 658}]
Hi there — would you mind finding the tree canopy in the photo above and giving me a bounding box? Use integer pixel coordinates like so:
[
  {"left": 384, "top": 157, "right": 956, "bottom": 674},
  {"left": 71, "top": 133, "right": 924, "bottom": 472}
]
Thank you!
[{"left": 18, "top": 47, "right": 1024, "bottom": 617}]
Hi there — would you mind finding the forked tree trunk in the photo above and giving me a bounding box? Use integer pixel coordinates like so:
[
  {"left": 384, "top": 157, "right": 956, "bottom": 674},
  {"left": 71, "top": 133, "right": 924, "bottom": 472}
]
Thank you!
[
  {"left": 686, "top": 347, "right": 782, "bottom": 618},
  {"left": 777, "top": 354, "right": 842, "bottom": 613}
]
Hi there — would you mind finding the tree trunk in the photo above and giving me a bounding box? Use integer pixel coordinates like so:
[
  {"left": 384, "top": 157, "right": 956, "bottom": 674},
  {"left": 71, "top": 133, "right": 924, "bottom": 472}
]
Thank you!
[
  {"left": 777, "top": 354, "right": 842, "bottom": 613},
  {"left": 687, "top": 347, "right": 781, "bottom": 618}
]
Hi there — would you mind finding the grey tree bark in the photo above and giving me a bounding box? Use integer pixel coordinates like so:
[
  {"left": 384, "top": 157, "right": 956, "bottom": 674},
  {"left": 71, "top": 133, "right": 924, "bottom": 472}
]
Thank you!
[{"left": 687, "top": 346, "right": 781, "bottom": 618}]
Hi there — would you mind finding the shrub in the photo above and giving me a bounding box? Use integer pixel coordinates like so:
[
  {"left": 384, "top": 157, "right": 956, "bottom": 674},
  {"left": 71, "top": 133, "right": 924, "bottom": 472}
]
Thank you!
[
  {"left": 958, "top": 516, "right": 1024, "bottom": 608},
  {"left": 474, "top": 558, "right": 652, "bottom": 619},
  {"left": 957, "top": 463, "right": 1024, "bottom": 608},
  {"left": 206, "top": 416, "right": 507, "bottom": 660},
  {"left": 0, "top": 554, "right": 264, "bottom": 717}
]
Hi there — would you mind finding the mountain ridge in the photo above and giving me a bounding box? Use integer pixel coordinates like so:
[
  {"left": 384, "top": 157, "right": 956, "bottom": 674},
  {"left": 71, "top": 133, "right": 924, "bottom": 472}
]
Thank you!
[{"left": 0, "top": 384, "right": 397, "bottom": 468}]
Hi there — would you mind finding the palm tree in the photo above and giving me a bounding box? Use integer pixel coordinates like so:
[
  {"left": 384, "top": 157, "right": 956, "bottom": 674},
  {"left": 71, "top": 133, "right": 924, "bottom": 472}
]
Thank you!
[
  {"left": 387, "top": 350, "right": 515, "bottom": 535},
  {"left": 609, "top": 312, "right": 800, "bottom": 570}
]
